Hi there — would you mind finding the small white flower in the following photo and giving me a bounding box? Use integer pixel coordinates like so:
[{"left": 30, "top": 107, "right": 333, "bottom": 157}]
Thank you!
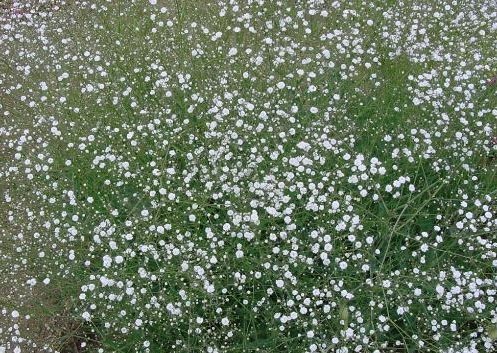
[
  {"left": 296, "top": 141, "right": 311, "bottom": 152},
  {"left": 103, "top": 255, "right": 112, "bottom": 268}
]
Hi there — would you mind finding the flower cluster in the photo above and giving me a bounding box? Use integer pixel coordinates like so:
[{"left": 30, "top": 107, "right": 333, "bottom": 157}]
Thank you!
[{"left": 1, "top": 0, "right": 497, "bottom": 352}]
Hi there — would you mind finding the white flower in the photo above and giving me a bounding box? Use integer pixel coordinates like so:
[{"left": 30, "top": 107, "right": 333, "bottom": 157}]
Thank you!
[
  {"left": 436, "top": 285, "right": 445, "bottom": 296},
  {"left": 296, "top": 141, "right": 311, "bottom": 152},
  {"left": 102, "top": 255, "right": 112, "bottom": 268}
]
